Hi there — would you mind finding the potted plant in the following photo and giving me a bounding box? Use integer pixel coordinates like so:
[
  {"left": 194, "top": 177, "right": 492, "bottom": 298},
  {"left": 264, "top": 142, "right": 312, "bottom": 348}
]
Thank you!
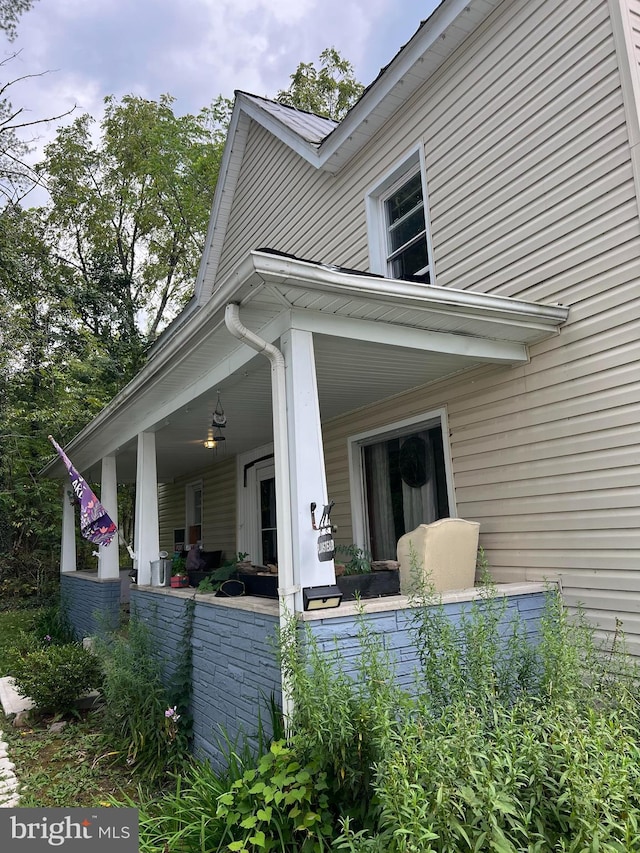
[
  {"left": 170, "top": 555, "right": 189, "bottom": 588},
  {"left": 335, "top": 544, "right": 400, "bottom": 601}
]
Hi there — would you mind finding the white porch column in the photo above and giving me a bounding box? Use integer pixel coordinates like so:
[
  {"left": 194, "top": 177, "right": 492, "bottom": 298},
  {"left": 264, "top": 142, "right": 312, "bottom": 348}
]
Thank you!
[
  {"left": 281, "top": 328, "right": 336, "bottom": 604},
  {"left": 60, "top": 491, "right": 77, "bottom": 573},
  {"left": 134, "top": 431, "right": 160, "bottom": 586},
  {"left": 98, "top": 455, "right": 120, "bottom": 580}
]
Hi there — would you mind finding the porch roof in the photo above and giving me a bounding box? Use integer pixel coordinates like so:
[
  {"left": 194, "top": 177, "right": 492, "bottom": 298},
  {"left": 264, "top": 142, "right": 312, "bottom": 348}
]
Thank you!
[{"left": 43, "top": 250, "right": 568, "bottom": 483}]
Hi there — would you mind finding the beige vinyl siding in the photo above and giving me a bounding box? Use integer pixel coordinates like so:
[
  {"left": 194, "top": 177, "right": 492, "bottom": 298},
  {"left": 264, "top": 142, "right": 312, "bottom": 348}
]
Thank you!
[
  {"left": 623, "top": 0, "right": 640, "bottom": 94},
  {"left": 158, "top": 457, "right": 237, "bottom": 560},
  {"left": 216, "top": 0, "right": 640, "bottom": 651}
]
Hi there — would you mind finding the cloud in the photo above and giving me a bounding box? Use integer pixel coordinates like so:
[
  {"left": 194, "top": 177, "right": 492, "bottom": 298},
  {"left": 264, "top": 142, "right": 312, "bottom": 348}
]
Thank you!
[{"left": 3, "top": 0, "right": 437, "bottom": 203}]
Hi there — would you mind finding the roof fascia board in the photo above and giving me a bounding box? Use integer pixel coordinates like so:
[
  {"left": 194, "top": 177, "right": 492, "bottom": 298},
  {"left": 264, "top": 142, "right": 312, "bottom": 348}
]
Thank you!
[
  {"left": 194, "top": 105, "right": 251, "bottom": 303},
  {"left": 251, "top": 252, "right": 569, "bottom": 331},
  {"left": 318, "top": 0, "right": 498, "bottom": 170},
  {"left": 47, "top": 251, "right": 567, "bottom": 472},
  {"left": 236, "top": 93, "right": 325, "bottom": 162},
  {"left": 222, "top": 1, "right": 496, "bottom": 179}
]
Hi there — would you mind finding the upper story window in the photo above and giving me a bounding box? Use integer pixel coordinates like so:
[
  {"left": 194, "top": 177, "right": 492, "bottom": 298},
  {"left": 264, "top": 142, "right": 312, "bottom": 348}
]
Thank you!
[
  {"left": 384, "top": 171, "right": 429, "bottom": 283},
  {"left": 367, "top": 148, "right": 433, "bottom": 285}
]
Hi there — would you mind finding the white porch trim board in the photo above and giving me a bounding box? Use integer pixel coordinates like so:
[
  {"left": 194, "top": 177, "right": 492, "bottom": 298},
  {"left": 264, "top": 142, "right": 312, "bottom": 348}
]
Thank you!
[
  {"left": 134, "top": 431, "right": 160, "bottom": 586},
  {"left": 282, "top": 327, "right": 336, "bottom": 603},
  {"left": 99, "top": 454, "right": 120, "bottom": 580},
  {"left": 60, "top": 493, "right": 76, "bottom": 573}
]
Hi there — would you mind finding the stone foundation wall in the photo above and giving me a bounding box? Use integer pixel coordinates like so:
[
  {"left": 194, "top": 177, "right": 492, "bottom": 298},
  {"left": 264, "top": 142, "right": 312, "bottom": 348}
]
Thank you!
[
  {"left": 60, "top": 572, "right": 121, "bottom": 639},
  {"left": 127, "top": 584, "right": 547, "bottom": 770}
]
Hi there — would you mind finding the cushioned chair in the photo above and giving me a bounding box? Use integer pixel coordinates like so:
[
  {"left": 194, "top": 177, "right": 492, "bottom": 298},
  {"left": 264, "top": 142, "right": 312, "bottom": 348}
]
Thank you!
[
  {"left": 187, "top": 550, "right": 223, "bottom": 587},
  {"left": 396, "top": 518, "right": 480, "bottom": 595}
]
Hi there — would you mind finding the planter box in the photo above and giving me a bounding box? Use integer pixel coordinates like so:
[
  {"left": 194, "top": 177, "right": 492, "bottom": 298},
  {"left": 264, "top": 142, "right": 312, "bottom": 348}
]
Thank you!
[
  {"left": 237, "top": 572, "right": 278, "bottom": 598},
  {"left": 337, "top": 570, "right": 400, "bottom": 602},
  {"left": 237, "top": 570, "right": 400, "bottom": 601}
]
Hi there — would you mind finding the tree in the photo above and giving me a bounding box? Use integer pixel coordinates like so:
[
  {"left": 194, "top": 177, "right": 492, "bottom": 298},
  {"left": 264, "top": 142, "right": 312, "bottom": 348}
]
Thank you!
[
  {"left": 0, "top": 58, "right": 74, "bottom": 207},
  {"left": 39, "top": 93, "right": 231, "bottom": 374},
  {"left": 277, "top": 47, "right": 364, "bottom": 121},
  {"left": 0, "top": 0, "right": 38, "bottom": 41}
]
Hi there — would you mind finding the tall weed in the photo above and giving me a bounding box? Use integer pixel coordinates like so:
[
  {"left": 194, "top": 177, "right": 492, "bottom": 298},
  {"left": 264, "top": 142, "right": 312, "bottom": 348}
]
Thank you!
[{"left": 94, "top": 618, "right": 190, "bottom": 780}]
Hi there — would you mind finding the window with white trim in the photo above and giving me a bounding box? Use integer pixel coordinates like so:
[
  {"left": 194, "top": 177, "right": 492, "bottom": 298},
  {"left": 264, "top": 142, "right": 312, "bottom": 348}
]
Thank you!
[
  {"left": 350, "top": 413, "right": 451, "bottom": 561},
  {"left": 367, "top": 149, "right": 432, "bottom": 284}
]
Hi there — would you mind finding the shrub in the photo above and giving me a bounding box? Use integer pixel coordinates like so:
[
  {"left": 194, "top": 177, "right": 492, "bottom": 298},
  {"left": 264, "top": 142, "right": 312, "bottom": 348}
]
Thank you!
[{"left": 11, "top": 642, "right": 102, "bottom": 716}]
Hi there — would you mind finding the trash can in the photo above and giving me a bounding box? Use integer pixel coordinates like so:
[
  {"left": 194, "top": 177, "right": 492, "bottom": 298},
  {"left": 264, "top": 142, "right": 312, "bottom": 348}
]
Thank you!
[{"left": 150, "top": 552, "right": 172, "bottom": 587}]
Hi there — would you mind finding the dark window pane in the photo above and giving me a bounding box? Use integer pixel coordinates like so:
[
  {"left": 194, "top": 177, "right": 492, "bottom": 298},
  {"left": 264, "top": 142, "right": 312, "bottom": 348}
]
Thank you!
[
  {"left": 261, "top": 529, "right": 278, "bottom": 565},
  {"left": 388, "top": 207, "right": 425, "bottom": 252},
  {"left": 386, "top": 173, "right": 423, "bottom": 225},
  {"left": 260, "top": 478, "right": 276, "bottom": 528},
  {"left": 390, "top": 238, "right": 429, "bottom": 282}
]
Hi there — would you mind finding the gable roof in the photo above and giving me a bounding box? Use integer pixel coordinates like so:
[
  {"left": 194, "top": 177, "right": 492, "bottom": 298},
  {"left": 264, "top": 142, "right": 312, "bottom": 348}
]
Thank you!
[{"left": 194, "top": 0, "right": 502, "bottom": 304}]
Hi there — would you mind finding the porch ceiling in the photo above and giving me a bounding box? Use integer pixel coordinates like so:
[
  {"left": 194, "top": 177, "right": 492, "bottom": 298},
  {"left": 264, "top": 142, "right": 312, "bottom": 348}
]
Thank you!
[{"left": 45, "top": 251, "right": 568, "bottom": 484}]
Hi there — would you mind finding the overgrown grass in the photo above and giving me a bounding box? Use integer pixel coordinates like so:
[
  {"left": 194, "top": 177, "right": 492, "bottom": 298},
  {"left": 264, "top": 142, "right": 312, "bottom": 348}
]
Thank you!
[
  {"left": 5, "top": 586, "right": 639, "bottom": 851},
  {"left": 0, "top": 608, "right": 39, "bottom": 674},
  {"left": 1, "top": 711, "right": 144, "bottom": 807},
  {"left": 125, "top": 583, "right": 640, "bottom": 853}
]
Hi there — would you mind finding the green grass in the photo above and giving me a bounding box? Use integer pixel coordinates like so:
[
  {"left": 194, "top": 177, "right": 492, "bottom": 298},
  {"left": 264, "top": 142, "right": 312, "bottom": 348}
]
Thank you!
[{"left": 2, "top": 710, "right": 148, "bottom": 807}]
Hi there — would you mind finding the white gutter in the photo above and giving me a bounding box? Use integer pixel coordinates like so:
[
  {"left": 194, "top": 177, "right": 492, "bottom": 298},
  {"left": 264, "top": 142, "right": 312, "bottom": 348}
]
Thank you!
[{"left": 224, "top": 303, "right": 296, "bottom": 729}]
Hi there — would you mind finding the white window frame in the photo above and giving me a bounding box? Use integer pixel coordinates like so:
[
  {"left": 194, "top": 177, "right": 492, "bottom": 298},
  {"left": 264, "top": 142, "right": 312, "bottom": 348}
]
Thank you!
[
  {"left": 347, "top": 408, "right": 455, "bottom": 555},
  {"left": 366, "top": 144, "right": 435, "bottom": 284},
  {"left": 185, "top": 479, "right": 203, "bottom": 549}
]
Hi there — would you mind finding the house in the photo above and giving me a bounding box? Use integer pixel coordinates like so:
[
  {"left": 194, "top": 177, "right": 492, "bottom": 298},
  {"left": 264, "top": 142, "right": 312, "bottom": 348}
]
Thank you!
[{"left": 46, "top": 0, "right": 640, "bottom": 764}]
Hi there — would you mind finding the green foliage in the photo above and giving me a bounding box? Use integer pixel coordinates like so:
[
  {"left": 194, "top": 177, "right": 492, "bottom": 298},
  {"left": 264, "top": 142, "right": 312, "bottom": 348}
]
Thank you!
[
  {"left": 32, "top": 599, "right": 76, "bottom": 645},
  {"left": 280, "top": 607, "right": 403, "bottom": 828},
  {"left": 216, "top": 739, "right": 334, "bottom": 852},
  {"left": 172, "top": 555, "right": 187, "bottom": 576},
  {"left": 93, "top": 617, "right": 191, "bottom": 780},
  {"left": 117, "top": 761, "right": 233, "bottom": 853},
  {"left": 277, "top": 47, "right": 364, "bottom": 120},
  {"left": 0, "top": 0, "right": 38, "bottom": 41},
  {"left": 40, "top": 93, "right": 231, "bottom": 354},
  {"left": 335, "top": 544, "right": 371, "bottom": 575},
  {"left": 117, "top": 586, "right": 640, "bottom": 853},
  {"left": 11, "top": 641, "right": 102, "bottom": 715}
]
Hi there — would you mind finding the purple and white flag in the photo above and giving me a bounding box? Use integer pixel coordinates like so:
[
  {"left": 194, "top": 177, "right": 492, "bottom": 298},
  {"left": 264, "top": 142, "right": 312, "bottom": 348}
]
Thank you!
[{"left": 48, "top": 436, "right": 117, "bottom": 547}]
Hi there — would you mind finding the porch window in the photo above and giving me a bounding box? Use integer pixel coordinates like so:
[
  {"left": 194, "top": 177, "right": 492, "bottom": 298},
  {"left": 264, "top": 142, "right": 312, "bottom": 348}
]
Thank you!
[{"left": 353, "top": 416, "right": 451, "bottom": 561}]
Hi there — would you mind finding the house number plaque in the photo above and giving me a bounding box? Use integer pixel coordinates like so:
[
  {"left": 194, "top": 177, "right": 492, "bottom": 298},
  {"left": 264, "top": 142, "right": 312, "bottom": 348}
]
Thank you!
[{"left": 317, "top": 532, "right": 335, "bottom": 561}]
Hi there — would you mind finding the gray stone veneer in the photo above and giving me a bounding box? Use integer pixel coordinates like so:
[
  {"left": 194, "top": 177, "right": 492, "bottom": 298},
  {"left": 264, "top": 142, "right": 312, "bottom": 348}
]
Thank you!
[
  {"left": 131, "top": 589, "right": 281, "bottom": 771},
  {"left": 60, "top": 572, "right": 121, "bottom": 639},
  {"left": 128, "top": 583, "right": 547, "bottom": 770},
  {"left": 305, "top": 590, "right": 546, "bottom": 690}
]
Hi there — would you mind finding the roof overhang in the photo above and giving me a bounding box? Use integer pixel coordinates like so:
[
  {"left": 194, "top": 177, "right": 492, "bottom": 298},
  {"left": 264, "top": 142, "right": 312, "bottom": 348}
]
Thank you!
[{"left": 44, "top": 251, "right": 568, "bottom": 483}]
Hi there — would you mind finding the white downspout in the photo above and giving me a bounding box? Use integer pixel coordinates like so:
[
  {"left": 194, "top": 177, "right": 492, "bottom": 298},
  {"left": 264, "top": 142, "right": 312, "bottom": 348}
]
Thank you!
[{"left": 224, "top": 303, "right": 296, "bottom": 728}]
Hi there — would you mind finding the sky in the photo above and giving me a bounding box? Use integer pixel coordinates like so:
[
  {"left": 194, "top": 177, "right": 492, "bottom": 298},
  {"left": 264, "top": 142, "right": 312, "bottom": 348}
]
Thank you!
[{"left": 5, "top": 0, "right": 440, "bottom": 176}]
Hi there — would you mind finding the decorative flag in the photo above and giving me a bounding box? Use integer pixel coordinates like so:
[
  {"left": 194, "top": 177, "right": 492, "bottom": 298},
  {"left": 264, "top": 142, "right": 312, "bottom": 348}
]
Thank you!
[{"left": 48, "top": 435, "right": 118, "bottom": 547}]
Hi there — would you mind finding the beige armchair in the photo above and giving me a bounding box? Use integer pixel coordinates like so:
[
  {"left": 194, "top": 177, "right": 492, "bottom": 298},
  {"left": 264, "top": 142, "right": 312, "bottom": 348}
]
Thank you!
[{"left": 397, "top": 517, "right": 480, "bottom": 594}]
